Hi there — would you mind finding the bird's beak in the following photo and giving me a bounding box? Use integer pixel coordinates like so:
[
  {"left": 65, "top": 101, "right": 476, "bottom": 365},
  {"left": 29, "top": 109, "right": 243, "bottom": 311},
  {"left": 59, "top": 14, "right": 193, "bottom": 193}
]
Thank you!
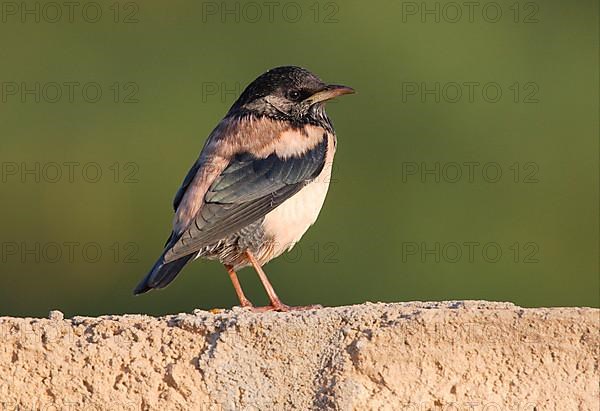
[{"left": 306, "top": 84, "right": 355, "bottom": 104}]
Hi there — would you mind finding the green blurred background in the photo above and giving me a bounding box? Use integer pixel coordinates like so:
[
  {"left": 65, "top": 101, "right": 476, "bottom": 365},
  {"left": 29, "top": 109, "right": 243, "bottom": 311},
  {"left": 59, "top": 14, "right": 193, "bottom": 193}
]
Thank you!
[{"left": 0, "top": 0, "right": 598, "bottom": 317}]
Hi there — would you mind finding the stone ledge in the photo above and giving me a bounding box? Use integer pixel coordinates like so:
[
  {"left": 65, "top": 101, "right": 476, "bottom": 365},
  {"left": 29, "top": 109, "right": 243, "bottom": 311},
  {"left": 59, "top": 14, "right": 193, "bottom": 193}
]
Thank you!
[{"left": 0, "top": 301, "right": 598, "bottom": 410}]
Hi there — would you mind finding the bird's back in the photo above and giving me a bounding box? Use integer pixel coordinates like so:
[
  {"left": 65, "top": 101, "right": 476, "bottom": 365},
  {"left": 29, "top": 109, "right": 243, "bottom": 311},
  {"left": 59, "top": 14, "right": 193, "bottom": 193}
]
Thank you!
[{"left": 196, "top": 130, "right": 337, "bottom": 270}]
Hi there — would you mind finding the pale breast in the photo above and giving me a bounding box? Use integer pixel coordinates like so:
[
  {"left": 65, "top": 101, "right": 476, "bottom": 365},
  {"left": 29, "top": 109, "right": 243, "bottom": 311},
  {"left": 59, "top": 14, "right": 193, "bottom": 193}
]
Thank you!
[{"left": 261, "top": 133, "right": 336, "bottom": 262}]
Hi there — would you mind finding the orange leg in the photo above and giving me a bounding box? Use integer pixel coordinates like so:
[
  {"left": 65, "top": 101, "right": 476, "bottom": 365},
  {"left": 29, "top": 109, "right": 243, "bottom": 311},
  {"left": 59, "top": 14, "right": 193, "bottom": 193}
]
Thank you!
[
  {"left": 224, "top": 264, "right": 253, "bottom": 308},
  {"left": 245, "top": 250, "right": 322, "bottom": 312}
]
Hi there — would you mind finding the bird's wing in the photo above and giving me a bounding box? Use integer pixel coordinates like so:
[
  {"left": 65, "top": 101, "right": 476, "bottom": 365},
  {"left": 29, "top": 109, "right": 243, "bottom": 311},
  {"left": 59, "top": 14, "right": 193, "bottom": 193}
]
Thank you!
[
  {"left": 163, "top": 117, "right": 329, "bottom": 263},
  {"left": 173, "top": 161, "right": 200, "bottom": 212}
]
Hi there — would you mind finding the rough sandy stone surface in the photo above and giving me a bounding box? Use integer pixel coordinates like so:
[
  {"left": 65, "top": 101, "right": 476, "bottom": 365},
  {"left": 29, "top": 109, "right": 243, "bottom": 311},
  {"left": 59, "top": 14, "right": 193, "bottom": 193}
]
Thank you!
[{"left": 0, "top": 301, "right": 598, "bottom": 410}]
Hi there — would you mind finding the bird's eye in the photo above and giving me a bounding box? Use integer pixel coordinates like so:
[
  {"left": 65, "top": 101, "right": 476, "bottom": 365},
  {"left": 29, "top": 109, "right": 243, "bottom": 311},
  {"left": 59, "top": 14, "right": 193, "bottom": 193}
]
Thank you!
[{"left": 288, "top": 90, "right": 301, "bottom": 101}]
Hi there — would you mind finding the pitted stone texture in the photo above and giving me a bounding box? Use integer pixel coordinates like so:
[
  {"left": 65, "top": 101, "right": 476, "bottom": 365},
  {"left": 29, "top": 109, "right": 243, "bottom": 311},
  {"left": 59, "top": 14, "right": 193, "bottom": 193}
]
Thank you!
[{"left": 0, "top": 301, "right": 598, "bottom": 410}]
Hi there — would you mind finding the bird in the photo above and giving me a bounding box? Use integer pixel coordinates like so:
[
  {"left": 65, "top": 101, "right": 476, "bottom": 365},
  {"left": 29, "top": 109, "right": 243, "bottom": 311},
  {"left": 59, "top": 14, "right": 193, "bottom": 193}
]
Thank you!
[{"left": 133, "top": 66, "right": 354, "bottom": 311}]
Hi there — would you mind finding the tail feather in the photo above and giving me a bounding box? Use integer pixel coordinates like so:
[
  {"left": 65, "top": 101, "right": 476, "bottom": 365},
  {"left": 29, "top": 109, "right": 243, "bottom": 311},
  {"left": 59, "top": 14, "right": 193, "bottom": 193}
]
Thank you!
[{"left": 133, "top": 251, "right": 194, "bottom": 295}]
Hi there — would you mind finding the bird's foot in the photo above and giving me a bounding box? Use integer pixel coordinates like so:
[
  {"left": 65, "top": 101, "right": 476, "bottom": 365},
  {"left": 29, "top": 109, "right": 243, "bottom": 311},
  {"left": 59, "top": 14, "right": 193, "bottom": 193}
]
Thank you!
[
  {"left": 237, "top": 299, "right": 254, "bottom": 309},
  {"left": 249, "top": 303, "right": 323, "bottom": 312}
]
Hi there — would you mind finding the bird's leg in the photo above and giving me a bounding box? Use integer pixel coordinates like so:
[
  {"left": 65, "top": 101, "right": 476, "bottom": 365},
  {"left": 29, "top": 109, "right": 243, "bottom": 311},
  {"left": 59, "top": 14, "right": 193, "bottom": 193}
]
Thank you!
[
  {"left": 224, "top": 264, "right": 253, "bottom": 308},
  {"left": 245, "top": 250, "right": 322, "bottom": 312},
  {"left": 245, "top": 250, "right": 286, "bottom": 310}
]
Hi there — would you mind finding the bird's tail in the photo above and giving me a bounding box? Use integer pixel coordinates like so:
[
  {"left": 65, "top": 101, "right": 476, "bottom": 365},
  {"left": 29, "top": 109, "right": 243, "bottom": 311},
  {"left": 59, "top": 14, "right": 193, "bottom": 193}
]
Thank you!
[{"left": 133, "top": 250, "right": 194, "bottom": 295}]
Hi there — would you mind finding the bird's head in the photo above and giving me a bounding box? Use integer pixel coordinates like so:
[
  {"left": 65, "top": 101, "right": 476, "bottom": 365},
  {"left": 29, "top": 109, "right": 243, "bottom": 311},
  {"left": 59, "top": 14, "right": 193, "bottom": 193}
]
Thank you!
[{"left": 229, "top": 66, "right": 354, "bottom": 124}]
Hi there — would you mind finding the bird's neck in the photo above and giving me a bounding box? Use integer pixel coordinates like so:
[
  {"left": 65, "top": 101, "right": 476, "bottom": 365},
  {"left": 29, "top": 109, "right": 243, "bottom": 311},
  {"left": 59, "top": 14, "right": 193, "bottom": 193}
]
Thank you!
[{"left": 231, "top": 106, "right": 335, "bottom": 134}]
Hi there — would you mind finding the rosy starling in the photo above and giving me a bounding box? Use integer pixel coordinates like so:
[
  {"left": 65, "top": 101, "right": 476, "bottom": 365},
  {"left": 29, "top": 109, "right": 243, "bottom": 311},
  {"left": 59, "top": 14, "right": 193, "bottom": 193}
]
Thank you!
[{"left": 134, "top": 66, "right": 354, "bottom": 311}]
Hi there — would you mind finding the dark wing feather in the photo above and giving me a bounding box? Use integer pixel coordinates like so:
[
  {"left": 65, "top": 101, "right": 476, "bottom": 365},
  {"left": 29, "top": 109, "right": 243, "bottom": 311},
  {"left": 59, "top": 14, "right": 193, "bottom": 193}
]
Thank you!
[
  {"left": 163, "top": 137, "right": 328, "bottom": 263},
  {"left": 172, "top": 162, "right": 201, "bottom": 211}
]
